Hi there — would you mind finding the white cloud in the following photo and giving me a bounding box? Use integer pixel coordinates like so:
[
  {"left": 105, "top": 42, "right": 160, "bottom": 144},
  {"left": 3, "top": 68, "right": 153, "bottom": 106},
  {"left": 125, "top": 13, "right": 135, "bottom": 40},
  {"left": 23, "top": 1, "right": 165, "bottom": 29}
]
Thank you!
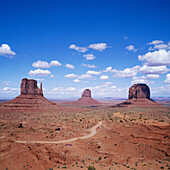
[
  {"left": 100, "top": 75, "right": 109, "bottom": 80},
  {"left": 103, "top": 82, "right": 112, "bottom": 85},
  {"left": 113, "top": 65, "right": 141, "bottom": 78},
  {"left": 36, "top": 78, "right": 45, "bottom": 81},
  {"left": 103, "top": 66, "right": 113, "bottom": 72},
  {"left": 0, "top": 44, "right": 16, "bottom": 58},
  {"left": 152, "top": 85, "right": 170, "bottom": 95},
  {"left": 88, "top": 43, "right": 107, "bottom": 51},
  {"left": 50, "top": 60, "right": 62, "bottom": 67},
  {"left": 131, "top": 76, "right": 154, "bottom": 85},
  {"left": 164, "top": 73, "right": 170, "bottom": 83},
  {"left": 140, "top": 65, "right": 169, "bottom": 74},
  {"left": 73, "top": 79, "right": 80, "bottom": 83},
  {"left": 84, "top": 84, "right": 128, "bottom": 97},
  {"left": 83, "top": 54, "right": 96, "bottom": 60},
  {"left": 47, "top": 87, "right": 77, "bottom": 95},
  {"left": 65, "top": 64, "right": 75, "bottom": 69},
  {"left": 148, "top": 40, "right": 164, "bottom": 45},
  {"left": 82, "top": 63, "right": 97, "bottom": 68},
  {"left": 154, "top": 44, "right": 168, "bottom": 50},
  {"left": 126, "top": 45, "right": 137, "bottom": 52},
  {"left": 64, "top": 74, "right": 77, "bottom": 79},
  {"left": 138, "top": 49, "right": 170, "bottom": 66},
  {"left": 0, "top": 87, "right": 19, "bottom": 94},
  {"left": 32, "top": 60, "right": 50, "bottom": 68},
  {"left": 50, "top": 75, "right": 55, "bottom": 78},
  {"left": 146, "top": 74, "right": 160, "bottom": 79},
  {"left": 78, "top": 74, "right": 93, "bottom": 79},
  {"left": 86, "top": 70, "right": 101, "bottom": 75},
  {"left": 28, "top": 69, "right": 51, "bottom": 76},
  {"left": 69, "top": 44, "right": 88, "bottom": 53}
]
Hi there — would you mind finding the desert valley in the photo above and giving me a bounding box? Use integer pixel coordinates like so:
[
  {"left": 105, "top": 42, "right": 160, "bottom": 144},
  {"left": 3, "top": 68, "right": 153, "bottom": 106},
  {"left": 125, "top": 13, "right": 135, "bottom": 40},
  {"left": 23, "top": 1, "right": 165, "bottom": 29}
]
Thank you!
[
  {"left": 0, "top": 1, "right": 170, "bottom": 169},
  {"left": 0, "top": 78, "right": 169, "bottom": 170}
]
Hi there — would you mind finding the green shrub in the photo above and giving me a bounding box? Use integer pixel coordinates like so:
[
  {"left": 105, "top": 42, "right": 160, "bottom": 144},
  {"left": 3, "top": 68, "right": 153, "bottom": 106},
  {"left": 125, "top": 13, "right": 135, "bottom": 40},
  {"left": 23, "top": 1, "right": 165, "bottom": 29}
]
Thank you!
[{"left": 88, "top": 165, "right": 96, "bottom": 170}]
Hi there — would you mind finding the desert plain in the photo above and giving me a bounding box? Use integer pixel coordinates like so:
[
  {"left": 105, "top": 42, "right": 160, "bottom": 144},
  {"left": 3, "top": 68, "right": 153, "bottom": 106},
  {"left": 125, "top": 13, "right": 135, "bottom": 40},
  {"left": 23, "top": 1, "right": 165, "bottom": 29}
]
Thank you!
[{"left": 0, "top": 98, "right": 170, "bottom": 170}]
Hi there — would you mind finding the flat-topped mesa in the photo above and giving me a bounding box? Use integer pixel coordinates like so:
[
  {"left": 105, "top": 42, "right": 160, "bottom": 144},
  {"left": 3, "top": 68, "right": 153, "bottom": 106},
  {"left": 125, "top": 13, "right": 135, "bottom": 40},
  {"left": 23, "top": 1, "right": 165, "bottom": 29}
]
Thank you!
[
  {"left": 128, "top": 83, "right": 150, "bottom": 100},
  {"left": 21, "top": 78, "right": 43, "bottom": 96},
  {"left": 82, "top": 89, "right": 91, "bottom": 98}
]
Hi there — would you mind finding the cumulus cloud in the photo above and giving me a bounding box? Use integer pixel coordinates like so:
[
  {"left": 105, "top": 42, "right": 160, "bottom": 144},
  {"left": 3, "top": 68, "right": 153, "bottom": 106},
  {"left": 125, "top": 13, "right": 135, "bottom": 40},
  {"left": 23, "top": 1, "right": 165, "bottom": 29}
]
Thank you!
[
  {"left": 131, "top": 76, "right": 154, "bottom": 85},
  {"left": 138, "top": 50, "right": 170, "bottom": 66},
  {"left": 164, "top": 74, "right": 170, "bottom": 83},
  {"left": 64, "top": 74, "right": 77, "bottom": 79},
  {"left": 69, "top": 43, "right": 108, "bottom": 53},
  {"left": 28, "top": 69, "right": 51, "bottom": 76},
  {"left": 32, "top": 60, "right": 50, "bottom": 68},
  {"left": 154, "top": 44, "right": 168, "bottom": 50},
  {"left": 69, "top": 44, "right": 88, "bottom": 53},
  {"left": 84, "top": 84, "right": 128, "bottom": 97},
  {"left": 146, "top": 74, "right": 160, "bottom": 79},
  {"left": 83, "top": 54, "right": 96, "bottom": 60},
  {"left": 103, "top": 66, "right": 113, "bottom": 72},
  {"left": 100, "top": 75, "right": 109, "bottom": 80},
  {"left": 113, "top": 65, "right": 141, "bottom": 78},
  {"left": 126, "top": 45, "right": 137, "bottom": 52},
  {"left": 50, "top": 75, "right": 55, "bottom": 78},
  {"left": 32, "top": 60, "right": 62, "bottom": 68},
  {"left": 81, "top": 63, "right": 97, "bottom": 68},
  {"left": 73, "top": 79, "right": 80, "bottom": 83},
  {"left": 0, "top": 87, "right": 19, "bottom": 94},
  {"left": 65, "top": 64, "right": 75, "bottom": 69},
  {"left": 148, "top": 40, "right": 164, "bottom": 45},
  {"left": 152, "top": 85, "right": 170, "bottom": 95},
  {"left": 140, "top": 65, "right": 169, "bottom": 74},
  {"left": 50, "top": 60, "right": 62, "bottom": 67},
  {"left": 86, "top": 70, "right": 101, "bottom": 75},
  {"left": 88, "top": 43, "right": 107, "bottom": 51},
  {"left": 0, "top": 44, "right": 16, "bottom": 58},
  {"left": 47, "top": 87, "right": 77, "bottom": 95},
  {"left": 78, "top": 74, "right": 93, "bottom": 79}
]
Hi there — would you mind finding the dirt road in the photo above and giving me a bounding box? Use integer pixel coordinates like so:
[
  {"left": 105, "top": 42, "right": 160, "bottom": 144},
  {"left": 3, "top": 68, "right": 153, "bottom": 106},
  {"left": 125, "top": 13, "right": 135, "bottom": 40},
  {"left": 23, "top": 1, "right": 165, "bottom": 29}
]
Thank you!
[{"left": 15, "top": 121, "right": 102, "bottom": 144}]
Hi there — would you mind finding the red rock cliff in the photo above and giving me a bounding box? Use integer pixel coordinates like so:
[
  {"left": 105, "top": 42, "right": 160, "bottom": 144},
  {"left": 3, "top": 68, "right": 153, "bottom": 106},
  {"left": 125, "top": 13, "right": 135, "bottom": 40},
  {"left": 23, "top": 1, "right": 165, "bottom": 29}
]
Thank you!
[
  {"left": 128, "top": 84, "right": 150, "bottom": 99},
  {"left": 20, "top": 78, "right": 43, "bottom": 96}
]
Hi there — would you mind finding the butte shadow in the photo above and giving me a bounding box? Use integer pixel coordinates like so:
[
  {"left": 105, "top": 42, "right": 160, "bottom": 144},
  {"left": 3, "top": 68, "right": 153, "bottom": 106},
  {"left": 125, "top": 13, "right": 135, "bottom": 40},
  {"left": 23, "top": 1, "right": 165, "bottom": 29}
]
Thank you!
[{"left": 0, "top": 78, "right": 60, "bottom": 113}]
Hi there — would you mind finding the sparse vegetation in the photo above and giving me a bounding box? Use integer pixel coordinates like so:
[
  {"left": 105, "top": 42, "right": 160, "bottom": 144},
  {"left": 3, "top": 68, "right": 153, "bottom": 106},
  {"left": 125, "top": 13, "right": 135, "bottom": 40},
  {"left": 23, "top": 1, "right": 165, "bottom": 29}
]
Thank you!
[{"left": 88, "top": 165, "right": 96, "bottom": 170}]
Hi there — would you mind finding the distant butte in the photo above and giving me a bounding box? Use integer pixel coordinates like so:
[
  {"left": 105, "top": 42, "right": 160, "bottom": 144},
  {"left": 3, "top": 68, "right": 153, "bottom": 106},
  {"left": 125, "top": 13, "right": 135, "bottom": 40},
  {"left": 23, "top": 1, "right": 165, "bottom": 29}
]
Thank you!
[
  {"left": 0, "top": 78, "right": 59, "bottom": 113},
  {"left": 77, "top": 89, "right": 100, "bottom": 105},
  {"left": 116, "top": 83, "right": 160, "bottom": 108},
  {"left": 63, "top": 89, "right": 100, "bottom": 106}
]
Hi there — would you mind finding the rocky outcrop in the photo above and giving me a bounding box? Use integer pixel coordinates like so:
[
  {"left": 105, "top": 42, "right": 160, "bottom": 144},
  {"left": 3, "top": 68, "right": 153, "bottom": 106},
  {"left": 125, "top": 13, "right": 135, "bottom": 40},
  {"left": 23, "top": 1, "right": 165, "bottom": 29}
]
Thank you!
[
  {"left": 77, "top": 89, "right": 100, "bottom": 105},
  {"left": 21, "top": 78, "right": 43, "bottom": 96},
  {"left": 128, "top": 84, "right": 150, "bottom": 99},
  {"left": 0, "top": 78, "right": 59, "bottom": 113},
  {"left": 115, "top": 84, "right": 160, "bottom": 108}
]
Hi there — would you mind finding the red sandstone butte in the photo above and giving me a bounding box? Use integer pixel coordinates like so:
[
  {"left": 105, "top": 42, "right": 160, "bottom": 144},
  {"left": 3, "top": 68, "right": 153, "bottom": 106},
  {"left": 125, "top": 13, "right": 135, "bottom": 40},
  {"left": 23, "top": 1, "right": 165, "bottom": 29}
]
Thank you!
[
  {"left": 116, "top": 84, "right": 160, "bottom": 108},
  {"left": 76, "top": 89, "right": 100, "bottom": 105},
  {"left": 0, "top": 78, "right": 59, "bottom": 113},
  {"left": 21, "top": 78, "right": 43, "bottom": 96}
]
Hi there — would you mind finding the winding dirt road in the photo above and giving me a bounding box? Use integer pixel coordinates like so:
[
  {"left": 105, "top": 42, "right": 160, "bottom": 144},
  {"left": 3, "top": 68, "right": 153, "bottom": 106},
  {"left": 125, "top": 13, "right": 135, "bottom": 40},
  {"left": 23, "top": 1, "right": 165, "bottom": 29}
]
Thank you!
[{"left": 15, "top": 121, "right": 102, "bottom": 144}]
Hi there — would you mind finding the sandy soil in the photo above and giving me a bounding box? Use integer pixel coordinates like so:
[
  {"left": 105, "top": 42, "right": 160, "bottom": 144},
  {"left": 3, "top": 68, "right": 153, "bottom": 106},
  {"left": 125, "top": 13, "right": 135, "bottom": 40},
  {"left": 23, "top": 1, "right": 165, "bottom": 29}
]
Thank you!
[{"left": 0, "top": 101, "right": 170, "bottom": 170}]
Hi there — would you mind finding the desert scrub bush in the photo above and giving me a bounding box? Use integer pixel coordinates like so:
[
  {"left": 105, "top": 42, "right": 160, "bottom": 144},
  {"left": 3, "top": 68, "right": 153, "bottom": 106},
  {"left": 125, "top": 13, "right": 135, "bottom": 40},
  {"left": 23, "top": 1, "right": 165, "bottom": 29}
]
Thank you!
[{"left": 88, "top": 165, "right": 96, "bottom": 170}]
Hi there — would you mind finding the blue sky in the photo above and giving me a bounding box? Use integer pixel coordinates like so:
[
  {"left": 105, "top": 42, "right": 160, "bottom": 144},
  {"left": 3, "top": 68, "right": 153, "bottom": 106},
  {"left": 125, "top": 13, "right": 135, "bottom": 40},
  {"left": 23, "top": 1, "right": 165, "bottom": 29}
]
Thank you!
[{"left": 0, "top": 0, "right": 170, "bottom": 99}]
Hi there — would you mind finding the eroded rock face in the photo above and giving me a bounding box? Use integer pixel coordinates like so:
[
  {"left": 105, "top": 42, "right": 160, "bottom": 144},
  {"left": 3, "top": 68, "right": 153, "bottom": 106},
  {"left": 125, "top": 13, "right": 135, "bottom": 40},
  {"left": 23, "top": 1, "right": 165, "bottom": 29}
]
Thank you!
[
  {"left": 128, "top": 84, "right": 150, "bottom": 99},
  {"left": 21, "top": 78, "right": 43, "bottom": 96},
  {"left": 82, "top": 89, "right": 91, "bottom": 98}
]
